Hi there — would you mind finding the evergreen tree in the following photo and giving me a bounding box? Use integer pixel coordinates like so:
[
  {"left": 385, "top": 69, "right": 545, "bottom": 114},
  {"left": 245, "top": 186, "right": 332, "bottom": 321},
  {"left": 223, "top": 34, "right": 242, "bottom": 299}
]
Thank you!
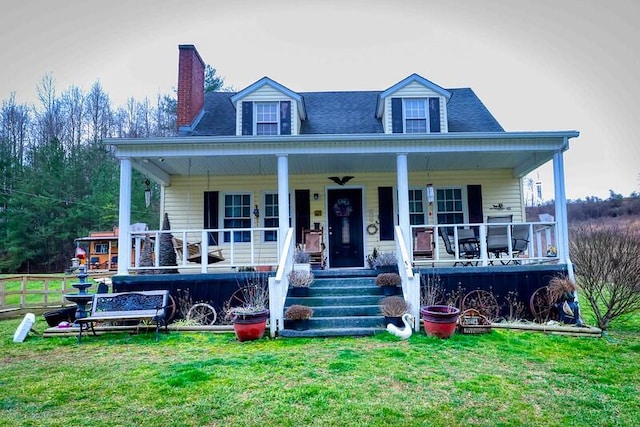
[{"left": 158, "top": 213, "right": 178, "bottom": 274}]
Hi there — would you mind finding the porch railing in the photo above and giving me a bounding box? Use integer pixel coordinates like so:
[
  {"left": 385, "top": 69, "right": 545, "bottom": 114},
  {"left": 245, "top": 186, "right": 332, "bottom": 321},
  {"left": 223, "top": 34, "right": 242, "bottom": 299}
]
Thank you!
[
  {"left": 410, "top": 221, "right": 558, "bottom": 266},
  {"left": 129, "top": 227, "right": 281, "bottom": 273}
]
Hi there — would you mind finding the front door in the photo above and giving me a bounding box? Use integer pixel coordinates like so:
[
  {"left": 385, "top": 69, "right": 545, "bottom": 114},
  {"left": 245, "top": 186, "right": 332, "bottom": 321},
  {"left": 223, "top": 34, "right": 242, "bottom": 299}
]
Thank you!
[{"left": 327, "top": 188, "right": 364, "bottom": 268}]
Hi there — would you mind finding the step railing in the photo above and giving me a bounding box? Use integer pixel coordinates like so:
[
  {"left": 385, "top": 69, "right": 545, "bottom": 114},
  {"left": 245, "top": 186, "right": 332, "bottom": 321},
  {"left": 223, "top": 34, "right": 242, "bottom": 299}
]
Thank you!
[
  {"left": 395, "top": 226, "right": 421, "bottom": 331},
  {"left": 269, "top": 227, "right": 295, "bottom": 338}
]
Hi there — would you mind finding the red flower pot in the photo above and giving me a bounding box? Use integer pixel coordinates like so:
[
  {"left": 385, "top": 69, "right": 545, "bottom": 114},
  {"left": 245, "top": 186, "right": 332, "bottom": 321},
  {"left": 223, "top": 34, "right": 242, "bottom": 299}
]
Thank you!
[
  {"left": 421, "top": 305, "right": 460, "bottom": 339},
  {"left": 232, "top": 309, "right": 269, "bottom": 342}
]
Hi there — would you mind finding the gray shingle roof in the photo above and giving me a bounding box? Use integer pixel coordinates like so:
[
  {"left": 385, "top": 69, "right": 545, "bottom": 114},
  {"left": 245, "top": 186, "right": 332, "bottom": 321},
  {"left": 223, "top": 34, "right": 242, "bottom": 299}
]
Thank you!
[{"left": 189, "top": 87, "right": 503, "bottom": 136}]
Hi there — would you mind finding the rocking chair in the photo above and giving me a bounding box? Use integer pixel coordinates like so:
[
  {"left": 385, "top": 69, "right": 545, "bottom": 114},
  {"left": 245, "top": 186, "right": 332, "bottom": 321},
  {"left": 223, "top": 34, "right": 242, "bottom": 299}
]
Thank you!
[
  {"left": 301, "top": 228, "right": 325, "bottom": 268},
  {"left": 172, "top": 237, "right": 225, "bottom": 264}
]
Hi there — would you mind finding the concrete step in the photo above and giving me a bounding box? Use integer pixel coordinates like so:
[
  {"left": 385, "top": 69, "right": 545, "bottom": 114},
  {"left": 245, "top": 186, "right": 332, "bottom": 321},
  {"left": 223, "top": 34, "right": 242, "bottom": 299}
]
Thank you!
[
  {"left": 278, "top": 327, "right": 383, "bottom": 338},
  {"left": 297, "top": 304, "right": 381, "bottom": 317}
]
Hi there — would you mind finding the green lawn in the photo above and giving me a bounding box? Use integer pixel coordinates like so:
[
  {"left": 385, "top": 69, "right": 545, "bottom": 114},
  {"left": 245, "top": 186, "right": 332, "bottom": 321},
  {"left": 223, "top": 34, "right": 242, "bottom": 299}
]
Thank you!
[{"left": 1, "top": 312, "right": 638, "bottom": 426}]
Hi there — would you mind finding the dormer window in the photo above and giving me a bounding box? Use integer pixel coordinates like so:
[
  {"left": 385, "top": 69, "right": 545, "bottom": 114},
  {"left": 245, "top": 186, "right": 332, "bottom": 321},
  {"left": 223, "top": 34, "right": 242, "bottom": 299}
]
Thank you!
[
  {"left": 391, "top": 97, "right": 441, "bottom": 134},
  {"left": 256, "top": 102, "right": 279, "bottom": 135},
  {"left": 404, "top": 99, "right": 427, "bottom": 133},
  {"left": 241, "top": 100, "right": 291, "bottom": 136}
]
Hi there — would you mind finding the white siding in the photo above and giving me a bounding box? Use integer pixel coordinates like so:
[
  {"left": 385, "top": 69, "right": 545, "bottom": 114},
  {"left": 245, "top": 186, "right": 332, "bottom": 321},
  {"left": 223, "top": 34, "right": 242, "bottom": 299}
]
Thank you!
[{"left": 164, "top": 170, "right": 523, "bottom": 263}]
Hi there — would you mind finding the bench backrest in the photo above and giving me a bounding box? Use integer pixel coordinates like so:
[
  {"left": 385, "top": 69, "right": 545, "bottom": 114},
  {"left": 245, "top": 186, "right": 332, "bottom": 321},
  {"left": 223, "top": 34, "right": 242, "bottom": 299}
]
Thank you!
[{"left": 90, "top": 290, "right": 169, "bottom": 318}]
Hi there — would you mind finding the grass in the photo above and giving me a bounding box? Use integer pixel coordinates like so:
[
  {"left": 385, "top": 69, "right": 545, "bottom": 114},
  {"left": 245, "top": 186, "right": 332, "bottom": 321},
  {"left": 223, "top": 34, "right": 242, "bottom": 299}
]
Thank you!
[{"left": 1, "top": 311, "right": 639, "bottom": 426}]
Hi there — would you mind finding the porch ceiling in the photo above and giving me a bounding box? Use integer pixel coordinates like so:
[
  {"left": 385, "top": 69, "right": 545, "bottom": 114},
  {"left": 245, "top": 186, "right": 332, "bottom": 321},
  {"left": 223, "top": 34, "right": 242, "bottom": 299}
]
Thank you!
[{"left": 109, "top": 131, "right": 578, "bottom": 185}]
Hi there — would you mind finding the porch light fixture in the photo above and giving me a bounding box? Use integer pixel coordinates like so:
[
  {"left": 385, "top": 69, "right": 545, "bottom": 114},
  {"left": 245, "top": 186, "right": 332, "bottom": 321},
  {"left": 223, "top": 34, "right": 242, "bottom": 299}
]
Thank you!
[
  {"left": 426, "top": 183, "right": 434, "bottom": 204},
  {"left": 144, "top": 179, "right": 151, "bottom": 208},
  {"left": 253, "top": 205, "right": 260, "bottom": 220},
  {"left": 313, "top": 193, "right": 319, "bottom": 200}
]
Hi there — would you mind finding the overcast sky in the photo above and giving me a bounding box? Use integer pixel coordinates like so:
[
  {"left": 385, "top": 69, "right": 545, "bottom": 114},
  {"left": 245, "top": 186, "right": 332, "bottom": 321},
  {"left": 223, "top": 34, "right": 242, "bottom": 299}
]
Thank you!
[{"left": 1, "top": 0, "right": 638, "bottom": 200}]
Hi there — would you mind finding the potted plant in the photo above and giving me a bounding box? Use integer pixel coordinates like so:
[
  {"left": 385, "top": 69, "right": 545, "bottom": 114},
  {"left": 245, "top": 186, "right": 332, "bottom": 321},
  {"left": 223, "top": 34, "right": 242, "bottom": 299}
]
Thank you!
[
  {"left": 230, "top": 278, "right": 270, "bottom": 342},
  {"left": 293, "top": 247, "right": 311, "bottom": 272},
  {"left": 380, "top": 296, "right": 411, "bottom": 327},
  {"left": 375, "top": 272, "right": 401, "bottom": 296},
  {"left": 373, "top": 251, "right": 397, "bottom": 272},
  {"left": 421, "top": 304, "right": 461, "bottom": 339},
  {"left": 288, "top": 269, "right": 314, "bottom": 297},
  {"left": 284, "top": 304, "right": 314, "bottom": 330}
]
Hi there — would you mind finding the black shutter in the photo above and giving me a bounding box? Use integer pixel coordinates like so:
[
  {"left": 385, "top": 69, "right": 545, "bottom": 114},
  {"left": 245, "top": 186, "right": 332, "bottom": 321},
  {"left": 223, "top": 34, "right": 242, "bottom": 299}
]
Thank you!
[
  {"left": 391, "top": 98, "right": 403, "bottom": 133},
  {"left": 242, "top": 101, "right": 253, "bottom": 135},
  {"left": 467, "top": 185, "right": 483, "bottom": 235},
  {"left": 280, "top": 101, "right": 291, "bottom": 135},
  {"left": 429, "top": 97, "right": 441, "bottom": 133},
  {"left": 204, "top": 191, "right": 219, "bottom": 245},
  {"left": 295, "top": 190, "right": 310, "bottom": 245},
  {"left": 378, "top": 186, "right": 394, "bottom": 240}
]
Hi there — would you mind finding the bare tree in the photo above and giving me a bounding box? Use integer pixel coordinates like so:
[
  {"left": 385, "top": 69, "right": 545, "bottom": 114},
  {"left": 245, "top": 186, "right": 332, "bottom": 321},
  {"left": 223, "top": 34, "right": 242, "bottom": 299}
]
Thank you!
[
  {"left": 34, "top": 73, "right": 63, "bottom": 145},
  {"left": 60, "top": 85, "right": 86, "bottom": 150},
  {"left": 570, "top": 224, "right": 640, "bottom": 330},
  {"left": 86, "top": 81, "right": 112, "bottom": 143}
]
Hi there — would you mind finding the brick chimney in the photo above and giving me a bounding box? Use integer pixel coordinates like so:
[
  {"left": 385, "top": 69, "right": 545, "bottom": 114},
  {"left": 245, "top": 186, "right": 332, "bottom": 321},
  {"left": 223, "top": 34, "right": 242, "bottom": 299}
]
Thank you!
[{"left": 177, "top": 44, "right": 205, "bottom": 130}]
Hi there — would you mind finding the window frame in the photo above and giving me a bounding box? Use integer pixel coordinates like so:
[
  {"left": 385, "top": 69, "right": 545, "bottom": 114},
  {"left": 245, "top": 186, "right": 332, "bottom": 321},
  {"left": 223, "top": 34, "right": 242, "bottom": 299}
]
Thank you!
[
  {"left": 408, "top": 188, "right": 426, "bottom": 225},
  {"left": 94, "top": 242, "right": 109, "bottom": 254},
  {"left": 254, "top": 102, "right": 280, "bottom": 136},
  {"left": 435, "top": 186, "right": 468, "bottom": 229},
  {"left": 223, "top": 193, "right": 252, "bottom": 243},
  {"left": 403, "top": 98, "right": 428, "bottom": 134},
  {"left": 263, "top": 192, "right": 279, "bottom": 242}
]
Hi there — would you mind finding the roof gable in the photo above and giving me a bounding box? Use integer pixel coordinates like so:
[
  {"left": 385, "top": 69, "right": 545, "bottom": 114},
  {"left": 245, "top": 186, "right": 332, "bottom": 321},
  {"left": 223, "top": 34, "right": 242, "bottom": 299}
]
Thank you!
[
  {"left": 376, "top": 73, "right": 452, "bottom": 118},
  {"left": 230, "top": 76, "right": 307, "bottom": 120}
]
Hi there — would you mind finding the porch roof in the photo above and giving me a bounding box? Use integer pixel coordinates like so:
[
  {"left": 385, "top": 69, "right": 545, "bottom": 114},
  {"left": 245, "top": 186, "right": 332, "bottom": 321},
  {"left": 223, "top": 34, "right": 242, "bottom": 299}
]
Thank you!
[{"left": 107, "top": 130, "right": 579, "bottom": 187}]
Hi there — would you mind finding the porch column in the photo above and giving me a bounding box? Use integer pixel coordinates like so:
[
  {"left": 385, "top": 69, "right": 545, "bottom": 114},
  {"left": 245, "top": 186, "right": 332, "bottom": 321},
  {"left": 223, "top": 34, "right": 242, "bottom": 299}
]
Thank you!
[
  {"left": 117, "top": 158, "right": 132, "bottom": 275},
  {"left": 396, "top": 153, "right": 411, "bottom": 246},
  {"left": 277, "top": 154, "right": 290, "bottom": 255},
  {"left": 553, "top": 147, "right": 570, "bottom": 265}
]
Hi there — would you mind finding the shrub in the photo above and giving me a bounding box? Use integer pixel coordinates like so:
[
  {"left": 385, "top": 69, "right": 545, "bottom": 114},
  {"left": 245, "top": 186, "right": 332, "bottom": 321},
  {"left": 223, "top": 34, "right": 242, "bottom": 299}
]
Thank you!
[
  {"left": 293, "top": 248, "right": 310, "bottom": 263},
  {"left": 375, "top": 272, "right": 401, "bottom": 287},
  {"left": 285, "top": 304, "right": 314, "bottom": 320},
  {"left": 373, "top": 251, "right": 397, "bottom": 268},
  {"left": 288, "top": 270, "right": 314, "bottom": 288},
  {"left": 380, "top": 296, "right": 410, "bottom": 317},
  {"left": 570, "top": 224, "right": 640, "bottom": 330}
]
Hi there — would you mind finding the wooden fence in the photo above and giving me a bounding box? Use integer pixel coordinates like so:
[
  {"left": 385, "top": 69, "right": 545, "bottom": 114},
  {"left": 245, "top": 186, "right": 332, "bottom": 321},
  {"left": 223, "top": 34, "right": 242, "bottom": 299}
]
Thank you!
[{"left": 0, "top": 274, "right": 113, "bottom": 311}]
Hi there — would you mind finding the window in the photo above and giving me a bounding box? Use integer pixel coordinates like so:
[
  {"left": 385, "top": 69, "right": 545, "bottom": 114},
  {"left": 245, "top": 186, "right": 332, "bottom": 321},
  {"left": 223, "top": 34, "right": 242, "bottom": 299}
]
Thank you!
[
  {"left": 94, "top": 243, "right": 108, "bottom": 254},
  {"left": 392, "top": 97, "right": 441, "bottom": 134},
  {"left": 264, "top": 193, "right": 279, "bottom": 242},
  {"left": 256, "top": 102, "right": 278, "bottom": 135},
  {"left": 436, "top": 188, "right": 464, "bottom": 228},
  {"left": 223, "top": 194, "right": 251, "bottom": 242},
  {"left": 408, "top": 189, "right": 425, "bottom": 225},
  {"left": 404, "top": 99, "right": 427, "bottom": 133}
]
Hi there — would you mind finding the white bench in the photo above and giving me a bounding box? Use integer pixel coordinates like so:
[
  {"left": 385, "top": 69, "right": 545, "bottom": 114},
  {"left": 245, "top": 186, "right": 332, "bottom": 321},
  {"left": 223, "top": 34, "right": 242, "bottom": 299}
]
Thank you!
[{"left": 75, "top": 290, "right": 170, "bottom": 343}]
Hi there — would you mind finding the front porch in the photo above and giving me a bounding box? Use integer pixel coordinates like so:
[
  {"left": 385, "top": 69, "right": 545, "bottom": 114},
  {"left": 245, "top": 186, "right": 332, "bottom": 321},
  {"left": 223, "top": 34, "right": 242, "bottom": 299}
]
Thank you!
[{"left": 113, "top": 221, "right": 569, "bottom": 337}]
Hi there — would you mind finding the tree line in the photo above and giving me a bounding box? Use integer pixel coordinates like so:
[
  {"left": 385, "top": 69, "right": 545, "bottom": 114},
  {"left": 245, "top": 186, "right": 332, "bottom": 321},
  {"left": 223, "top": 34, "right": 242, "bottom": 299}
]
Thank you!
[
  {"left": 1, "top": 67, "right": 227, "bottom": 274},
  {"left": 0, "top": 75, "right": 178, "bottom": 273}
]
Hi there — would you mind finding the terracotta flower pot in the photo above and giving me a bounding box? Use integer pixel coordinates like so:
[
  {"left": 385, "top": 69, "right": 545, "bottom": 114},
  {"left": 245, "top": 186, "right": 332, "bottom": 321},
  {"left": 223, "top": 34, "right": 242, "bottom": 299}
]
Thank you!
[
  {"left": 421, "top": 305, "right": 460, "bottom": 339},
  {"left": 232, "top": 309, "right": 269, "bottom": 342}
]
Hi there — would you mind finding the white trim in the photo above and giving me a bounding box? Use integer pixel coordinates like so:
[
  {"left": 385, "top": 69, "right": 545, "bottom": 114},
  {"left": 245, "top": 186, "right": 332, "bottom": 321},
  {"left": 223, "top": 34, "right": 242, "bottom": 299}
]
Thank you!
[{"left": 117, "top": 159, "right": 132, "bottom": 275}]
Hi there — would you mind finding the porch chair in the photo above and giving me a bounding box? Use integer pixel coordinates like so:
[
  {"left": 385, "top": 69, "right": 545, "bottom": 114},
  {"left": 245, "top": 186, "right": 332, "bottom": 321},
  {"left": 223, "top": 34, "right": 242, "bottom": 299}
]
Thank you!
[
  {"left": 172, "top": 237, "right": 225, "bottom": 264},
  {"left": 438, "top": 227, "right": 479, "bottom": 266},
  {"left": 301, "top": 227, "right": 325, "bottom": 269},
  {"left": 510, "top": 224, "right": 531, "bottom": 264},
  {"left": 413, "top": 228, "right": 434, "bottom": 259},
  {"left": 486, "top": 215, "right": 513, "bottom": 263}
]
